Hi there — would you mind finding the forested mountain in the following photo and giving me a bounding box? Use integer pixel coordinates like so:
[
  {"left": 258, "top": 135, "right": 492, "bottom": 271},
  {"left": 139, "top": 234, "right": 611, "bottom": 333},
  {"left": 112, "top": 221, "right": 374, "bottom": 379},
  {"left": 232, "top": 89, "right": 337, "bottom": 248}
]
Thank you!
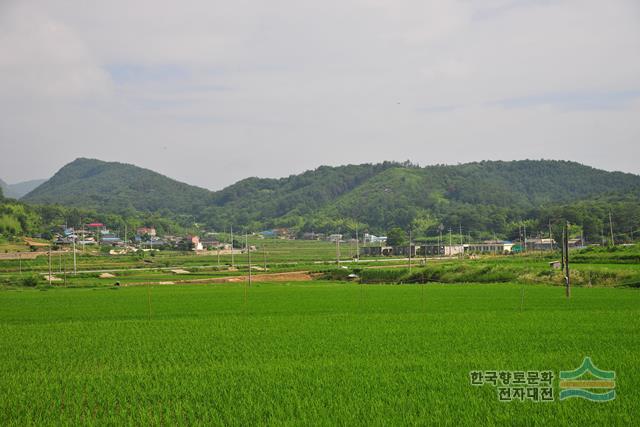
[
  {"left": 23, "top": 158, "right": 213, "bottom": 217},
  {"left": 20, "top": 158, "right": 640, "bottom": 241},
  {"left": 0, "top": 178, "right": 46, "bottom": 199},
  {"left": 7, "top": 179, "right": 46, "bottom": 199}
]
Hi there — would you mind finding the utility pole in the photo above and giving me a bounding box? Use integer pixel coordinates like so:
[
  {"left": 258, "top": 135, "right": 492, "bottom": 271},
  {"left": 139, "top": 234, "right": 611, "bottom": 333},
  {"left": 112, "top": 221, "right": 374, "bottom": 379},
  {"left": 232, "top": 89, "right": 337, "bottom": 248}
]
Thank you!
[
  {"left": 79, "top": 217, "right": 83, "bottom": 252},
  {"left": 449, "top": 227, "right": 452, "bottom": 257},
  {"left": 609, "top": 211, "right": 615, "bottom": 246},
  {"left": 459, "top": 224, "right": 463, "bottom": 259},
  {"left": 523, "top": 223, "right": 527, "bottom": 252},
  {"left": 124, "top": 223, "right": 127, "bottom": 246},
  {"left": 336, "top": 235, "right": 340, "bottom": 265},
  {"left": 72, "top": 236, "right": 77, "bottom": 275},
  {"left": 230, "top": 225, "right": 234, "bottom": 267},
  {"left": 263, "top": 242, "right": 267, "bottom": 270},
  {"left": 548, "top": 220, "right": 553, "bottom": 250},
  {"left": 564, "top": 221, "right": 570, "bottom": 298},
  {"left": 246, "top": 232, "right": 252, "bottom": 287},
  {"left": 424, "top": 230, "right": 428, "bottom": 264},
  {"left": 355, "top": 224, "right": 359, "bottom": 261},
  {"left": 537, "top": 232, "right": 542, "bottom": 256},
  {"left": 519, "top": 224, "right": 523, "bottom": 253},
  {"left": 408, "top": 229, "right": 412, "bottom": 273},
  {"left": 561, "top": 226, "right": 565, "bottom": 271},
  {"left": 48, "top": 246, "right": 52, "bottom": 286}
]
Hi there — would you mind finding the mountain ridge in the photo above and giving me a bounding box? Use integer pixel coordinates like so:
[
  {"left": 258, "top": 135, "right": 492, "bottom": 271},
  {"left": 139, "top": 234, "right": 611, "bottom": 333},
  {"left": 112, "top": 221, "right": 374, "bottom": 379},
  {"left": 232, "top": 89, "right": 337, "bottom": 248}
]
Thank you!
[
  {"left": 21, "top": 157, "right": 640, "bottom": 234},
  {"left": 0, "top": 178, "right": 47, "bottom": 199}
]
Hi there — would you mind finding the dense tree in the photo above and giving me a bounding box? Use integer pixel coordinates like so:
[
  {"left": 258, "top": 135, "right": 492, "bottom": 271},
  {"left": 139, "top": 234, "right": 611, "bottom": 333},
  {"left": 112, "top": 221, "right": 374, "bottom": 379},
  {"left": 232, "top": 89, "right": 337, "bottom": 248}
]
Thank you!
[{"left": 387, "top": 227, "right": 408, "bottom": 246}]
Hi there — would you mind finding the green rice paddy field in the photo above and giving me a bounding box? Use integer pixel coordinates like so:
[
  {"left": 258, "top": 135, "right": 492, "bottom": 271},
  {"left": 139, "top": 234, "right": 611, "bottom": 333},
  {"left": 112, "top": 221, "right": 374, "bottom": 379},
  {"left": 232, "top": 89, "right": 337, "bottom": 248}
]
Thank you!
[{"left": 1, "top": 282, "right": 638, "bottom": 425}]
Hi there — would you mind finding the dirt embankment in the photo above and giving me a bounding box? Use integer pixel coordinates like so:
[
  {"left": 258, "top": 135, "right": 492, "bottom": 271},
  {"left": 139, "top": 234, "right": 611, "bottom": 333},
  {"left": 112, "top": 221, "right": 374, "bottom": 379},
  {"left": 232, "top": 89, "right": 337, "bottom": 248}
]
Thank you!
[
  {"left": 0, "top": 252, "right": 46, "bottom": 260},
  {"left": 132, "top": 271, "right": 320, "bottom": 286}
]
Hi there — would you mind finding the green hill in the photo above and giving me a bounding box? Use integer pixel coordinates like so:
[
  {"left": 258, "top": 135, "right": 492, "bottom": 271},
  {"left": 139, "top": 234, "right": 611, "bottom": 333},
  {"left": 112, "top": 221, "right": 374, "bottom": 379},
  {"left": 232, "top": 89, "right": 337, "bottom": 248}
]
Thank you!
[
  {"left": 21, "top": 158, "right": 640, "bottom": 240},
  {"left": 22, "top": 158, "right": 213, "bottom": 216},
  {"left": 317, "top": 161, "right": 640, "bottom": 230}
]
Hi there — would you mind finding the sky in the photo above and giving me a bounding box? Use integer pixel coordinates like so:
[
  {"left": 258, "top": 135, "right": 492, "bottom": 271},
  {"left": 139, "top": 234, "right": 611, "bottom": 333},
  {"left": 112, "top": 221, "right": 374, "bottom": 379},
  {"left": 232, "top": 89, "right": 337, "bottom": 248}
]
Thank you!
[{"left": 1, "top": 0, "right": 639, "bottom": 190}]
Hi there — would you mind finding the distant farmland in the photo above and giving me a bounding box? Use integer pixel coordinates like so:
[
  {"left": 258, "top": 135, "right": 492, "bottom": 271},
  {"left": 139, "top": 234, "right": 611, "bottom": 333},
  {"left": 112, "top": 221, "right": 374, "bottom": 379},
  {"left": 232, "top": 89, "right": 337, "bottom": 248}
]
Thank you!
[{"left": 0, "top": 282, "right": 637, "bottom": 425}]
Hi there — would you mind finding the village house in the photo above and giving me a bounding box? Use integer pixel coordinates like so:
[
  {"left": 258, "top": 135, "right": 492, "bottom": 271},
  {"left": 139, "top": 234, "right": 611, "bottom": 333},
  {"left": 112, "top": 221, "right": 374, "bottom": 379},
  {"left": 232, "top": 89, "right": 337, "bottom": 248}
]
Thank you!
[
  {"left": 302, "top": 232, "right": 325, "bottom": 240},
  {"left": 393, "top": 244, "right": 418, "bottom": 257},
  {"left": 87, "top": 222, "right": 106, "bottom": 232},
  {"left": 417, "top": 245, "right": 445, "bottom": 256},
  {"left": 526, "top": 238, "right": 555, "bottom": 251},
  {"left": 361, "top": 246, "right": 394, "bottom": 256},
  {"left": 136, "top": 227, "right": 157, "bottom": 237},
  {"left": 364, "top": 233, "right": 387, "bottom": 245},
  {"left": 101, "top": 232, "right": 122, "bottom": 246},
  {"left": 465, "top": 241, "right": 515, "bottom": 254},
  {"left": 186, "top": 235, "right": 204, "bottom": 251},
  {"left": 200, "top": 237, "right": 220, "bottom": 249}
]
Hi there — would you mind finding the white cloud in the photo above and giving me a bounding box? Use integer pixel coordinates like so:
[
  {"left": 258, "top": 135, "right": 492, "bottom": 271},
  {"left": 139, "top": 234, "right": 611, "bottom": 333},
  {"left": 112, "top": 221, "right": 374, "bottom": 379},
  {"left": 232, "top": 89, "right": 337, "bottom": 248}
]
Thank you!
[
  {"left": 0, "top": 0, "right": 638, "bottom": 187},
  {"left": 0, "top": 2, "right": 112, "bottom": 99}
]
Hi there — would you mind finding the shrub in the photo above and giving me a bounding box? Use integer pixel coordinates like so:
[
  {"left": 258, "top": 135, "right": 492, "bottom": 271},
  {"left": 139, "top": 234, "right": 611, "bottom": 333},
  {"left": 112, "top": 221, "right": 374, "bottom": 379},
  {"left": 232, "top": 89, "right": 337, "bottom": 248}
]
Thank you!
[
  {"left": 359, "top": 269, "right": 409, "bottom": 284},
  {"left": 20, "top": 274, "right": 40, "bottom": 287},
  {"left": 321, "top": 268, "right": 352, "bottom": 281}
]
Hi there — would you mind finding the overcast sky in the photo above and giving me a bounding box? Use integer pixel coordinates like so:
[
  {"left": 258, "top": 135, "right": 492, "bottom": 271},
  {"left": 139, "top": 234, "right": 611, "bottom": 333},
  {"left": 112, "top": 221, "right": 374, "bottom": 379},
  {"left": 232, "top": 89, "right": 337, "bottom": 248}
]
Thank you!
[{"left": 1, "top": 0, "right": 639, "bottom": 190}]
